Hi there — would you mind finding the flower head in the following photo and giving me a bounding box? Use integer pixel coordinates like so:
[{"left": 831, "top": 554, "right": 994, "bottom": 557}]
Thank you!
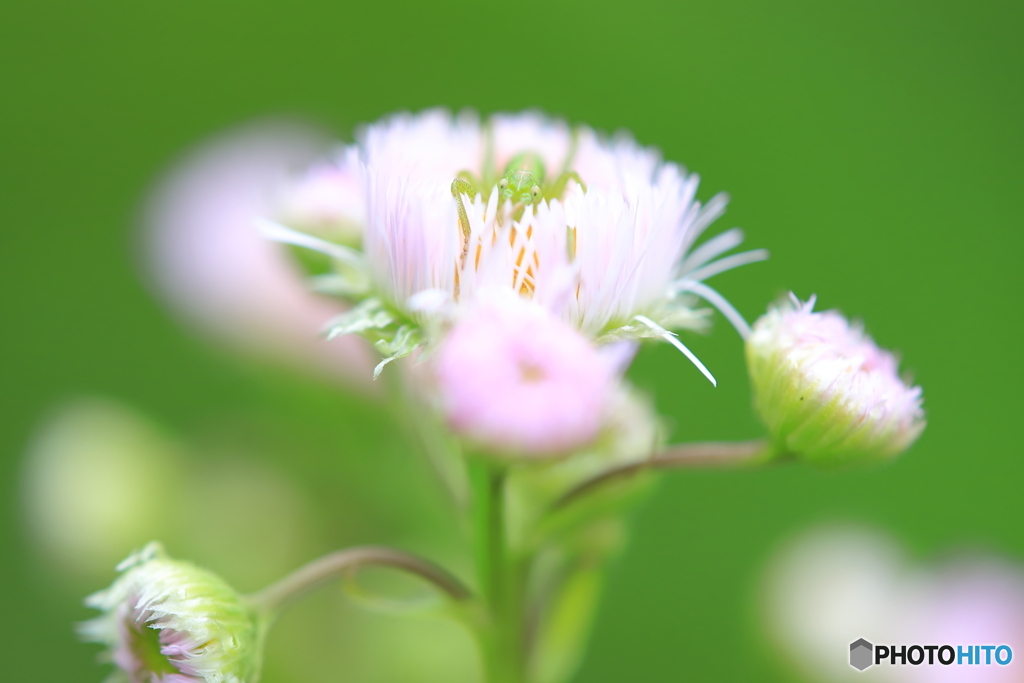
[
  {"left": 433, "top": 296, "right": 617, "bottom": 457},
  {"left": 80, "top": 543, "right": 262, "bottom": 683},
  {"left": 263, "top": 109, "right": 766, "bottom": 381},
  {"left": 746, "top": 294, "right": 925, "bottom": 465}
]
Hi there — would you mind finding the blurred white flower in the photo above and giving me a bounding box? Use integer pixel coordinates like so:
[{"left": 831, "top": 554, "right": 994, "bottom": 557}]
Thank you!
[
  {"left": 142, "top": 120, "right": 374, "bottom": 387},
  {"left": 21, "top": 399, "right": 180, "bottom": 579},
  {"left": 266, "top": 109, "right": 766, "bottom": 382},
  {"left": 764, "top": 525, "right": 1024, "bottom": 683},
  {"left": 746, "top": 294, "right": 925, "bottom": 465},
  {"left": 21, "top": 398, "right": 313, "bottom": 590},
  {"left": 764, "top": 526, "right": 909, "bottom": 682}
]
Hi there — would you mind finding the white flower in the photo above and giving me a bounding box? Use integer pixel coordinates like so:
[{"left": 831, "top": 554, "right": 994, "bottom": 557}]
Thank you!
[
  {"left": 20, "top": 399, "right": 180, "bottom": 579},
  {"left": 263, "top": 109, "right": 766, "bottom": 382},
  {"left": 746, "top": 294, "right": 925, "bottom": 465},
  {"left": 80, "top": 543, "right": 262, "bottom": 683}
]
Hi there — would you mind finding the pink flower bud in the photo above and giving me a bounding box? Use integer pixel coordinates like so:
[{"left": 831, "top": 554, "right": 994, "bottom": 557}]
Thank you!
[
  {"left": 434, "top": 298, "right": 616, "bottom": 457},
  {"left": 746, "top": 294, "right": 925, "bottom": 465}
]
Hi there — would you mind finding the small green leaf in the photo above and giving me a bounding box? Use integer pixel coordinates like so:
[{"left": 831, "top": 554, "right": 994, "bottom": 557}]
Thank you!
[
  {"left": 530, "top": 568, "right": 604, "bottom": 683},
  {"left": 323, "top": 299, "right": 394, "bottom": 340},
  {"left": 594, "top": 323, "right": 661, "bottom": 344},
  {"left": 372, "top": 325, "right": 422, "bottom": 378}
]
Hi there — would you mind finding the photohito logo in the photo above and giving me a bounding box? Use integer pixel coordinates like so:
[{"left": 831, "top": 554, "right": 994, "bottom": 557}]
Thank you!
[{"left": 849, "top": 638, "right": 1013, "bottom": 671}]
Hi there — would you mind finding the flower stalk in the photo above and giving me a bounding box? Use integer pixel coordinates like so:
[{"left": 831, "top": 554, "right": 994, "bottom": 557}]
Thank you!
[
  {"left": 247, "top": 546, "right": 473, "bottom": 618},
  {"left": 553, "top": 439, "right": 773, "bottom": 510},
  {"left": 472, "top": 461, "right": 527, "bottom": 683}
]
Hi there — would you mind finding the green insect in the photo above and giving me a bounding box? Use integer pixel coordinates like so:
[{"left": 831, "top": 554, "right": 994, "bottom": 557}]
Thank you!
[{"left": 450, "top": 136, "right": 586, "bottom": 265}]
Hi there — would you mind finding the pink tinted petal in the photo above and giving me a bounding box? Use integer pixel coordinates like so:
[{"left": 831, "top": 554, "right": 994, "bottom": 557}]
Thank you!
[
  {"left": 435, "top": 301, "right": 615, "bottom": 456},
  {"left": 344, "top": 110, "right": 751, "bottom": 337}
]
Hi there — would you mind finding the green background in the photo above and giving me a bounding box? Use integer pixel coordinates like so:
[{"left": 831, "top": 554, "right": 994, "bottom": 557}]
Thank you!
[{"left": 2, "top": 1, "right": 1022, "bottom": 681}]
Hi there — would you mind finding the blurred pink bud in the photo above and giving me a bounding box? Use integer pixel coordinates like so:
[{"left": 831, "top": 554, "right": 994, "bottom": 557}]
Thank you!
[
  {"left": 434, "top": 297, "right": 616, "bottom": 457},
  {"left": 902, "top": 562, "right": 1024, "bottom": 683},
  {"left": 273, "top": 152, "right": 364, "bottom": 242},
  {"left": 142, "top": 121, "right": 374, "bottom": 388},
  {"left": 765, "top": 525, "right": 1024, "bottom": 683}
]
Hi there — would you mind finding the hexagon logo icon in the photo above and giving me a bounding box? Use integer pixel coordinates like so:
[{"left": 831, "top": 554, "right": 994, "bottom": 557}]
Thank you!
[{"left": 850, "top": 638, "right": 874, "bottom": 671}]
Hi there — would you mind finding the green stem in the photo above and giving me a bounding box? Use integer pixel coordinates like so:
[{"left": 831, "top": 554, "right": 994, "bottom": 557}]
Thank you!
[
  {"left": 245, "top": 546, "right": 472, "bottom": 619},
  {"left": 552, "top": 438, "right": 772, "bottom": 511},
  {"left": 473, "top": 461, "right": 526, "bottom": 683}
]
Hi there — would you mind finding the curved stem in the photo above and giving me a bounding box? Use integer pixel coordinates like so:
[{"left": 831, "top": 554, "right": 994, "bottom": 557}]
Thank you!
[
  {"left": 553, "top": 439, "right": 771, "bottom": 511},
  {"left": 247, "top": 546, "right": 473, "bottom": 616}
]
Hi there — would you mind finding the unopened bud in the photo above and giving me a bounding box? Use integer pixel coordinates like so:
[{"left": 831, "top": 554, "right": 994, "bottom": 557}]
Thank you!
[
  {"left": 746, "top": 295, "right": 924, "bottom": 466},
  {"left": 80, "top": 542, "right": 262, "bottom": 683}
]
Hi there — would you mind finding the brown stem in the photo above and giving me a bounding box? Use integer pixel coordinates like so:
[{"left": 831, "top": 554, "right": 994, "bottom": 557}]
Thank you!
[
  {"left": 248, "top": 546, "right": 472, "bottom": 615},
  {"left": 553, "top": 439, "right": 770, "bottom": 511}
]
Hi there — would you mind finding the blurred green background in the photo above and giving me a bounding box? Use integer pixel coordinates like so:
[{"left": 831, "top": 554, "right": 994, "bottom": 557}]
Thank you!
[{"left": 2, "top": 0, "right": 1022, "bottom": 681}]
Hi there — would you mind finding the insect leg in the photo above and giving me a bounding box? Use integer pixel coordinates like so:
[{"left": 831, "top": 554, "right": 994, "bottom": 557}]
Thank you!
[{"left": 451, "top": 177, "right": 476, "bottom": 267}]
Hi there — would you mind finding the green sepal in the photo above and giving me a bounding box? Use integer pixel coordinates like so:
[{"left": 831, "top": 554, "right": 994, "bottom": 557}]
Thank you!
[
  {"left": 372, "top": 325, "right": 423, "bottom": 378},
  {"left": 594, "top": 322, "right": 663, "bottom": 345},
  {"left": 323, "top": 298, "right": 395, "bottom": 340},
  {"left": 81, "top": 542, "right": 264, "bottom": 683},
  {"left": 595, "top": 301, "right": 711, "bottom": 345}
]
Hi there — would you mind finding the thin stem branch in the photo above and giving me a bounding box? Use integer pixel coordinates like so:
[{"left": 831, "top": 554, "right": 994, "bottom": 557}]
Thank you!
[
  {"left": 553, "top": 439, "right": 770, "bottom": 511},
  {"left": 247, "top": 546, "right": 472, "bottom": 616}
]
